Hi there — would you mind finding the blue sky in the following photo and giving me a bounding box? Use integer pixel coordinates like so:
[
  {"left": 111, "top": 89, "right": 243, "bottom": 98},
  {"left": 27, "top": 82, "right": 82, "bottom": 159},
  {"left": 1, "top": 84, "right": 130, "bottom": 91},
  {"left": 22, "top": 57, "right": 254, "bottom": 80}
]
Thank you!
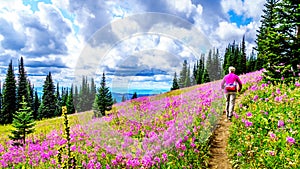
[{"left": 0, "top": 0, "right": 266, "bottom": 94}]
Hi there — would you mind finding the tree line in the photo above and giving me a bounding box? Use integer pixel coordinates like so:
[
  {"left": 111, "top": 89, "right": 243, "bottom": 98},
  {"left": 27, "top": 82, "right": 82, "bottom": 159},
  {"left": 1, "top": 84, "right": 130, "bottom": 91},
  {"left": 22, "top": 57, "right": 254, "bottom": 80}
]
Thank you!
[
  {"left": 0, "top": 57, "right": 115, "bottom": 125},
  {"left": 171, "top": 37, "right": 260, "bottom": 90}
]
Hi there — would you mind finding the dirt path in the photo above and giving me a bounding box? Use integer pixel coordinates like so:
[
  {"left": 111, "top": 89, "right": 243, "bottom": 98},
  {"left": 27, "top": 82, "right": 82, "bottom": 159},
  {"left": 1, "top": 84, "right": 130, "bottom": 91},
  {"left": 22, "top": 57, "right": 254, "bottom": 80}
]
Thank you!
[
  {"left": 208, "top": 96, "right": 242, "bottom": 169},
  {"left": 207, "top": 113, "right": 232, "bottom": 169}
]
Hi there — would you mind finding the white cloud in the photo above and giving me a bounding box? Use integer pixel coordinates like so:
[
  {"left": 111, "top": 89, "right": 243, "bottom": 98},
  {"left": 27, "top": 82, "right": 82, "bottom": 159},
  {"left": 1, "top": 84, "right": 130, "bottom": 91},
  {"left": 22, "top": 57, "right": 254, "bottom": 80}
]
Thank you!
[{"left": 215, "top": 21, "right": 245, "bottom": 41}]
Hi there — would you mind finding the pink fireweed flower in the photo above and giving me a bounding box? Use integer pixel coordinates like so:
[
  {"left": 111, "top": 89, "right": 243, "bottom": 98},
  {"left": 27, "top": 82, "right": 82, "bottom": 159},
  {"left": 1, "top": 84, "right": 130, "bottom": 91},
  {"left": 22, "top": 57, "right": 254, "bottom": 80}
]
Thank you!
[
  {"left": 281, "top": 76, "right": 284, "bottom": 80},
  {"left": 278, "top": 120, "right": 284, "bottom": 128},
  {"left": 295, "top": 81, "right": 300, "bottom": 87},
  {"left": 246, "top": 112, "right": 252, "bottom": 117},
  {"left": 276, "top": 88, "right": 281, "bottom": 94},
  {"left": 245, "top": 120, "right": 253, "bottom": 127},
  {"left": 269, "top": 133, "right": 276, "bottom": 140},
  {"left": 253, "top": 95, "right": 259, "bottom": 101},
  {"left": 162, "top": 153, "right": 168, "bottom": 162},
  {"left": 264, "top": 112, "right": 268, "bottom": 115},
  {"left": 269, "top": 151, "right": 275, "bottom": 156},
  {"left": 237, "top": 152, "right": 242, "bottom": 156},
  {"left": 265, "top": 98, "right": 269, "bottom": 102},
  {"left": 233, "top": 112, "right": 239, "bottom": 119},
  {"left": 286, "top": 137, "right": 295, "bottom": 145}
]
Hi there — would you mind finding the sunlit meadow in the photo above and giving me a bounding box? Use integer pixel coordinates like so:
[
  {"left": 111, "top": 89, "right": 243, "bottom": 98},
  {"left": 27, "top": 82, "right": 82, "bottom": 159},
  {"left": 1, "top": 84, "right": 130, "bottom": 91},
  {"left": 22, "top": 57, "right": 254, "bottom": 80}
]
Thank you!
[{"left": 0, "top": 70, "right": 273, "bottom": 168}]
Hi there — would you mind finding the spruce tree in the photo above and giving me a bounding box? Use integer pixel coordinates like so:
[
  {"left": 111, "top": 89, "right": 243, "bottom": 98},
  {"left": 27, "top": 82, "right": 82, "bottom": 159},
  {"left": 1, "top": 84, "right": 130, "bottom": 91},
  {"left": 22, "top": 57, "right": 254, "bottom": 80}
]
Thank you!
[
  {"left": 1, "top": 60, "right": 17, "bottom": 124},
  {"left": 66, "top": 85, "right": 75, "bottom": 114},
  {"left": 196, "top": 55, "right": 205, "bottom": 84},
  {"left": 17, "top": 57, "right": 29, "bottom": 109},
  {"left": 213, "top": 48, "right": 222, "bottom": 80},
  {"left": 33, "top": 90, "right": 40, "bottom": 119},
  {"left": 179, "top": 60, "right": 188, "bottom": 88},
  {"left": 38, "top": 72, "right": 56, "bottom": 119},
  {"left": 171, "top": 72, "right": 180, "bottom": 90},
  {"left": 89, "top": 78, "right": 96, "bottom": 110},
  {"left": 202, "top": 68, "right": 210, "bottom": 83},
  {"left": 93, "top": 72, "right": 113, "bottom": 117},
  {"left": 121, "top": 94, "right": 126, "bottom": 102},
  {"left": 27, "top": 81, "right": 34, "bottom": 112},
  {"left": 9, "top": 96, "right": 35, "bottom": 146},
  {"left": 0, "top": 81, "right": 2, "bottom": 114},
  {"left": 131, "top": 92, "right": 138, "bottom": 99},
  {"left": 185, "top": 65, "right": 191, "bottom": 87},
  {"left": 240, "top": 35, "right": 247, "bottom": 74}
]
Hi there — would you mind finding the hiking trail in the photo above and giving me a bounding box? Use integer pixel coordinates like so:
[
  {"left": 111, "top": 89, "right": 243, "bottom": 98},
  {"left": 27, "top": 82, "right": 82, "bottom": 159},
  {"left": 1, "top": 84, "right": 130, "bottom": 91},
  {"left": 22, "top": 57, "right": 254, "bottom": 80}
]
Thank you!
[{"left": 208, "top": 96, "right": 242, "bottom": 169}]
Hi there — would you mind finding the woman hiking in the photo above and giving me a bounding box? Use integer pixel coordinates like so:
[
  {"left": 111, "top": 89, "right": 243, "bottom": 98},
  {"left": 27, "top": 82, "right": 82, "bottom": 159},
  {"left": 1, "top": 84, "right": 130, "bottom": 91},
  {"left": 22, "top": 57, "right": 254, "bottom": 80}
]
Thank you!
[{"left": 221, "top": 66, "right": 242, "bottom": 121}]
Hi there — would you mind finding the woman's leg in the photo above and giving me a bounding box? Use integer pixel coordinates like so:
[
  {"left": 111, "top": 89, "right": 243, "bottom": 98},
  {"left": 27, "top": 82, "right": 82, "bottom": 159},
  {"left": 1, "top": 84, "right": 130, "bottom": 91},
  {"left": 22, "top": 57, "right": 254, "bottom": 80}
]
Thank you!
[
  {"left": 228, "top": 93, "right": 236, "bottom": 118},
  {"left": 224, "top": 93, "right": 230, "bottom": 117}
]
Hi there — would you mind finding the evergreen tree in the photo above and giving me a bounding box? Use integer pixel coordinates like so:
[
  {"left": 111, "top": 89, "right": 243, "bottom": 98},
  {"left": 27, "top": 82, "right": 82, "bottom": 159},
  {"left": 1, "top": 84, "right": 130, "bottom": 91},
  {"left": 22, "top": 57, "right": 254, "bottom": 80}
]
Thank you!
[
  {"left": 113, "top": 98, "right": 117, "bottom": 104},
  {"left": 0, "top": 81, "right": 2, "bottom": 114},
  {"left": 27, "top": 81, "right": 34, "bottom": 113},
  {"left": 185, "top": 65, "right": 191, "bottom": 87},
  {"left": 196, "top": 55, "right": 205, "bottom": 84},
  {"left": 206, "top": 49, "right": 213, "bottom": 79},
  {"left": 33, "top": 90, "right": 40, "bottom": 120},
  {"left": 66, "top": 85, "right": 75, "bottom": 114},
  {"left": 213, "top": 48, "right": 222, "bottom": 80},
  {"left": 1, "top": 60, "right": 17, "bottom": 124},
  {"left": 179, "top": 60, "right": 188, "bottom": 88},
  {"left": 171, "top": 72, "right": 180, "bottom": 90},
  {"left": 121, "top": 94, "right": 126, "bottom": 102},
  {"left": 74, "top": 85, "right": 78, "bottom": 112},
  {"left": 38, "top": 72, "right": 56, "bottom": 119},
  {"left": 202, "top": 68, "right": 210, "bottom": 83},
  {"left": 9, "top": 96, "right": 35, "bottom": 146},
  {"left": 93, "top": 72, "right": 113, "bottom": 117},
  {"left": 89, "top": 78, "right": 96, "bottom": 109},
  {"left": 255, "top": 0, "right": 282, "bottom": 83},
  {"left": 240, "top": 35, "right": 247, "bottom": 74},
  {"left": 17, "top": 57, "right": 29, "bottom": 109},
  {"left": 131, "top": 92, "right": 138, "bottom": 99}
]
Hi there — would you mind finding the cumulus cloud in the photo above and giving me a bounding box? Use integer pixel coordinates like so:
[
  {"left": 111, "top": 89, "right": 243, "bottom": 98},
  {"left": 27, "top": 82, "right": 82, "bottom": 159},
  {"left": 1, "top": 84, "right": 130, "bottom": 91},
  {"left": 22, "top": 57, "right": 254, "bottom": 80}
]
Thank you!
[{"left": 0, "top": 0, "right": 267, "bottom": 93}]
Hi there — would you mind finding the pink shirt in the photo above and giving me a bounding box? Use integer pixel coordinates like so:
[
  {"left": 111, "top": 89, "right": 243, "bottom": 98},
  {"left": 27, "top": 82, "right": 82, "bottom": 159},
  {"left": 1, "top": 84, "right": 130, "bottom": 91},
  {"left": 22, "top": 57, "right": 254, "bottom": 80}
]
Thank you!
[{"left": 221, "top": 73, "right": 242, "bottom": 92}]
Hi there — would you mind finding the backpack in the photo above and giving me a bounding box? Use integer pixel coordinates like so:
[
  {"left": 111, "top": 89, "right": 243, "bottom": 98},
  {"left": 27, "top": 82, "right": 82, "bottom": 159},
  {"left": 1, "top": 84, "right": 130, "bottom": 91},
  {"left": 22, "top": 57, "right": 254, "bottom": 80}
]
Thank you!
[{"left": 225, "top": 83, "right": 236, "bottom": 92}]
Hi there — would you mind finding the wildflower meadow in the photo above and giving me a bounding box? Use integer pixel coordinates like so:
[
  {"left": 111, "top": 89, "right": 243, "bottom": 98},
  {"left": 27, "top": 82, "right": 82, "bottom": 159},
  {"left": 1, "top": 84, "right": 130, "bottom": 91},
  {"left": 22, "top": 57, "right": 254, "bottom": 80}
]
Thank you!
[{"left": 0, "top": 70, "right": 298, "bottom": 168}]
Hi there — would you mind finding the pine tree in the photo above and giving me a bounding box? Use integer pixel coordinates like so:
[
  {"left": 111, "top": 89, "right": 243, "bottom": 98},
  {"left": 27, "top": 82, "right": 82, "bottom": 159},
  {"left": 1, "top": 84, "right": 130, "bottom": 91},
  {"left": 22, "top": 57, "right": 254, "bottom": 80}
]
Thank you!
[
  {"left": 9, "top": 96, "right": 35, "bottom": 146},
  {"left": 121, "top": 95, "right": 126, "bottom": 102},
  {"left": 27, "top": 81, "right": 34, "bottom": 113},
  {"left": 89, "top": 78, "right": 96, "bottom": 109},
  {"left": 240, "top": 35, "right": 247, "bottom": 74},
  {"left": 179, "top": 60, "right": 188, "bottom": 88},
  {"left": 196, "top": 55, "right": 205, "bottom": 84},
  {"left": 17, "top": 57, "right": 29, "bottom": 109},
  {"left": 131, "top": 92, "right": 138, "bottom": 99},
  {"left": 66, "top": 85, "right": 75, "bottom": 114},
  {"left": 93, "top": 72, "right": 113, "bottom": 117},
  {"left": 33, "top": 90, "right": 40, "bottom": 119},
  {"left": 171, "top": 72, "right": 180, "bottom": 90},
  {"left": 74, "top": 85, "right": 78, "bottom": 112},
  {"left": 255, "top": 0, "right": 281, "bottom": 82},
  {"left": 0, "top": 81, "right": 2, "bottom": 114},
  {"left": 213, "top": 48, "right": 222, "bottom": 80},
  {"left": 113, "top": 98, "right": 117, "bottom": 104},
  {"left": 185, "top": 65, "right": 191, "bottom": 87},
  {"left": 206, "top": 49, "right": 213, "bottom": 79},
  {"left": 38, "top": 72, "right": 56, "bottom": 119},
  {"left": 202, "top": 68, "right": 210, "bottom": 83},
  {"left": 1, "top": 60, "right": 17, "bottom": 124}
]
